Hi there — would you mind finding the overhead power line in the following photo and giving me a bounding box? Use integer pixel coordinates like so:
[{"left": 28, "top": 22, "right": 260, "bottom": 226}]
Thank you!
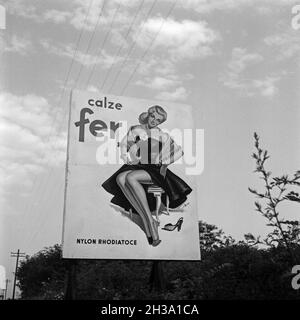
[
  {"left": 98, "top": 0, "right": 146, "bottom": 91},
  {"left": 20, "top": 0, "right": 180, "bottom": 251},
  {"left": 22, "top": 2, "right": 120, "bottom": 248},
  {"left": 74, "top": 0, "right": 107, "bottom": 88},
  {"left": 105, "top": 0, "right": 158, "bottom": 93},
  {"left": 17, "top": 0, "right": 95, "bottom": 245},
  {"left": 85, "top": 2, "right": 122, "bottom": 87},
  {"left": 120, "top": 0, "right": 179, "bottom": 95}
]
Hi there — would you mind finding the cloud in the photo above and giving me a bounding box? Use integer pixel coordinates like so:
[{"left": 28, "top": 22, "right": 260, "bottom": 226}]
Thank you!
[
  {"left": 227, "top": 47, "right": 263, "bottom": 76},
  {"left": 70, "top": 1, "right": 107, "bottom": 31},
  {"left": 5, "top": 0, "right": 136, "bottom": 28},
  {"left": 41, "top": 39, "right": 120, "bottom": 68},
  {"left": 264, "top": 31, "right": 300, "bottom": 62},
  {"left": 69, "top": 0, "right": 136, "bottom": 31},
  {"left": 129, "top": 17, "right": 217, "bottom": 96},
  {"left": 136, "top": 76, "right": 180, "bottom": 90},
  {"left": 6, "top": 0, "right": 297, "bottom": 29},
  {"left": 6, "top": 0, "right": 39, "bottom": 20},
  {"left": 222, "top": 47, "right": 263, "bottom": 88},
  {"left": 7, "top": 1, "right": 71, "bottom": 24},
  {"left": 0, "top": 94, "right": 54, "bottom": 137},
  {"left": 155, "top": 86, "right": 188, "bottom": 101},
  {"left": 135, "top": 57, "right": 175, "bottom": 78},
  {"left": 221, "top": 47, "right": 281, "bottom": 98},
  {"left": 0, "top": 92, "right": 66, "bottom": 200},
  {"left": 173, "top": 0, "right": 297, "bottom": 14},
  {"left": 135, "top": 17, "right": 218, "bottom": 61},
  {"left": 252, "top": 76, "right": 281, "bottom": 97},
  {"left": 87, "top": 85, "right": 100, "bottom": 92},
  {"left": 43, "top": 9, "right": 72, "bottom": 24},
  {"left": 256, "top": 6, "right": 272, "bottom": 15},
  {"left": 4, "top": 35, "right": 33, "bottom": 55}
]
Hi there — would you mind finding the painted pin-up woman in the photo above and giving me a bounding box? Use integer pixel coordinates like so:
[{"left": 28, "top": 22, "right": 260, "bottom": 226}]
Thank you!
[{"left": 102, "top": 105, "right": 192, "bottom": 247}]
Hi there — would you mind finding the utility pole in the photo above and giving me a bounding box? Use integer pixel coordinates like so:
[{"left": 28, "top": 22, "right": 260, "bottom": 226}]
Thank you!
[{"left": 11, "top": 249, "right": 26, "bottom": 300}]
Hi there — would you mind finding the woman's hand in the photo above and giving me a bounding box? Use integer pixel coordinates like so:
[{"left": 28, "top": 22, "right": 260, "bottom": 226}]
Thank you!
[
  {"left": 160, "top": 164, "right": 168, "bottom": 178},
  {"left": 121, "top": 153, "right": 133, "bottom": 165},
  {"left": 127, "top": 144, "right": 141, "bottom": 164}
]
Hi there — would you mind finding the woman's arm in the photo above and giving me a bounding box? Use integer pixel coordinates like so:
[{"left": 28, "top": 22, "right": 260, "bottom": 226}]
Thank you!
[
  {"left": 157, "top": 134, "right": 183, "bottom": 177},
  {"left": 119, "top": 126, "right": 136, "bottom": 163},
  {"left": 159, "top": 134, "right": 184, "bottom": 165}
]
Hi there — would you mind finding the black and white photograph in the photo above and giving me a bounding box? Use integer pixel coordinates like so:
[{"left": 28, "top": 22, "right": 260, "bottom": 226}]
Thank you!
[{"left": 0, "top": 0, "right": 300, "bottom": 309}]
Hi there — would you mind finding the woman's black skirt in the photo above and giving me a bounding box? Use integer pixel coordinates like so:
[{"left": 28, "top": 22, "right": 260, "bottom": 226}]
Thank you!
[{"left": 101, "top": 164, "right": 192, "bottom": 213}]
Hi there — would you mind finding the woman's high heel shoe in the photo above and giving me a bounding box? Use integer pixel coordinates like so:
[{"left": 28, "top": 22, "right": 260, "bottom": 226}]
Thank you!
[
  {"left": 152, "top": 239, "right": 161, "bottom": 247},
  {"left": 162, "top": 217, "right": 183, "bottom": 232}
]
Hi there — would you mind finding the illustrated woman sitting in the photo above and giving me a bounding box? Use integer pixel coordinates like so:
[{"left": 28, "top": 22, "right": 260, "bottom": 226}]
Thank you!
[{"left": 102, "top": 105, "right": 192, "bottom": 247}]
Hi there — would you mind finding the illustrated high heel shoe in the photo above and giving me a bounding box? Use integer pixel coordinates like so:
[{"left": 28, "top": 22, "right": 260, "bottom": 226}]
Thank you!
[
  {"left": 162, "top": 217, "right": 183, "bottom": 232},
  {"left": 151, "top": 239, "right": 161, "bottom": 247}
]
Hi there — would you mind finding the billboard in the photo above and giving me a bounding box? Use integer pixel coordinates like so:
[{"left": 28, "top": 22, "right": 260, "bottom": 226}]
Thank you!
[{"left": 62, "top": 90, "right": 202, "bottom": 260}]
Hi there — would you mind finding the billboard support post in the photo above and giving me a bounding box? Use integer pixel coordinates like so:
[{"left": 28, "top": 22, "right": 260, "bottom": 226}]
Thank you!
[
  {"left": 64, "top": 260, "right": 77, "bottom": 300},
  {"left": 149, "top": 260, "right": 166, "bottom": 292}
]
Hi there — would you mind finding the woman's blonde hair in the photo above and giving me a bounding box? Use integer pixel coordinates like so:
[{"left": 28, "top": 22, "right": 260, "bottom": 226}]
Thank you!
[{"left": 139, "top": 105, "right": 167, "bottom": 125}]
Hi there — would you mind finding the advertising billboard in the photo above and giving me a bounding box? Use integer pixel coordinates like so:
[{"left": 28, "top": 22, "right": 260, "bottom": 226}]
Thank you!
[{"left": 62, "top": 90, "right": 202, "bottom": 260}]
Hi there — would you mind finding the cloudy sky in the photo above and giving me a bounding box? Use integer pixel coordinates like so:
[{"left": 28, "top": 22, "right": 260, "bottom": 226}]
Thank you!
[{"left": 1, "top": 0, "right": 300, "bottom": 297}]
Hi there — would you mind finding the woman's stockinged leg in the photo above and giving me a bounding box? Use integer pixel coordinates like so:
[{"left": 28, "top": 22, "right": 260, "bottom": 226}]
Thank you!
[
  {"left": 116, "top": 171, "right": 152, "bottom": 238},
  {"left": 125, "top": 170, "right": 160, "bottom": 246}
]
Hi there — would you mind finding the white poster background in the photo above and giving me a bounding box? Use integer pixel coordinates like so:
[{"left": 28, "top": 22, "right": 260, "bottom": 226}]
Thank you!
[{"left": 62, "top": 90, "right": 200, "bottom": 260}]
